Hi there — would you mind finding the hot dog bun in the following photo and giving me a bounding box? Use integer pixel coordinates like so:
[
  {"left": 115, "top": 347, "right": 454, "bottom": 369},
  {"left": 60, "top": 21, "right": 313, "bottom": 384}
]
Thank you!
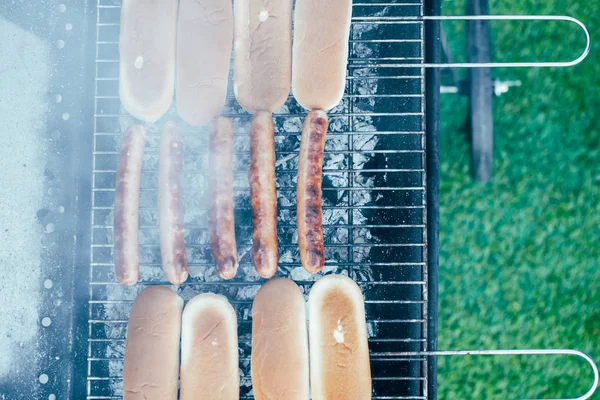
[
  {"left": 119, "top": 0, "right": 178, "bottom": 122},
  {"left": 292, "top": 0, "right": 353, "bottom": 111},
  {"left": 180, "top": 294, "right": 239, "bottom": 400},
  {"left": 251, "top": 278, "right": 309, "bottom": 399},
  {"left": 233, "top": 0, "right": 293, "bottom": 113},
  {"left": 176, "top": 0, "right": 233, "bottom": 126},
  {"left": 308, "top": 275, "right": 372, "bottom": 400},
  {"left": 123, "top": 287, "right": 183, "bottom": 400}
]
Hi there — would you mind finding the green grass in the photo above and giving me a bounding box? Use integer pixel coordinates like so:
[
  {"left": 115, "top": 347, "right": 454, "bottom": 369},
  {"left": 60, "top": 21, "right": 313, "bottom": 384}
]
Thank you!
[{"left": 437, "top": 1, "right": 600, "bottom": 399}]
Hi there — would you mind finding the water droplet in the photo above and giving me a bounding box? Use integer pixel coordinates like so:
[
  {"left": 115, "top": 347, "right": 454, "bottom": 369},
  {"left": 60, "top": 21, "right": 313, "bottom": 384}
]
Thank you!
[
  {"left": 56, "top": 40, "right": 65, "bottom": 49},
  {"left": 42, "top": 317, "right": 52, "bottom": 327},
  {"left": 58, "top": 4, "right": 66, "bottom": 13},
  {"left": 49, "top": 394, "right": 56, "bottom": 400},
  {"left": 62, "top": 113, "right": 70, "bottom": 120},
  {"left": 44, "top": 279, "right": 53, "bottom": 289},
  {"left": 54, "top": 299, "right": 62, "bottom": 307},
  {"left": 57, "top": 206, "right": 65, "bottom": 214},
  {"left": 65, "top": 23, "right": 73, "bottom": 31},
  {"left": 134, "top": 56, "right": 144, "bottom": 69},
  {"left": 39, "top": 374, "right": 49, "bottom": 384},
  {"left": 45, "top": 223, "right": 55, "bottom": 233},
  {"left": 259, "top": 10, "right": 269, "bottom": 22},
  {"left": 55, "top": 94, "right": 62, "bottom": 103}
]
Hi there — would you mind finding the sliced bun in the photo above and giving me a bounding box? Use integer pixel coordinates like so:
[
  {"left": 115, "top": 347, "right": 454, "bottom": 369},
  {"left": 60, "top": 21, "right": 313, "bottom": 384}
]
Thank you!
[
  {"left": 233, "top": 0, "right": 293, "bottom": 113},
  {"left": 251, "top": 278, "right": 309, "bottom": 399},
  {"left": 119, "top": 0, "right": 178, "bottom": 122},
  {"left": 180, "top": 294, "right": 239, "bottom": 400},
  {"left": 292, "top": 0, "right": 353, "bottom": 111},
  {"left": 176, "top": 0, "right": 233, "bottom": 126},
  {"left": 123, "top": 287, "right": 183, "bottom": 400},
  {"left": 308, "top": 275, "right": 372, "bottom": 399}
]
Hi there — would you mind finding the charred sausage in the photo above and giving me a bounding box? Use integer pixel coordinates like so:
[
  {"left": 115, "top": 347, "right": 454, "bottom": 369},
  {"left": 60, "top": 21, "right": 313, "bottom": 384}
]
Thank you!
[
  {"left": 209, "top": 117, "right": 239, "bottom": 280},
  {"left": 297, "top": 110, "right": 328, "bottom": 273},
  {"left": 249, "top": 111, "right": 279, "bottom": 278},
  {"left": 159, "top": 122, "right": 189, "bottom": 285}
]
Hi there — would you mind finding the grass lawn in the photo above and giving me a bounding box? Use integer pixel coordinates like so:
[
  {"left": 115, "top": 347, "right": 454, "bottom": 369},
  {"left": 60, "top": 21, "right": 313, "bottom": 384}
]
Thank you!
[{"left": 436, "top": 0, "right": 600, "bottom": 398}]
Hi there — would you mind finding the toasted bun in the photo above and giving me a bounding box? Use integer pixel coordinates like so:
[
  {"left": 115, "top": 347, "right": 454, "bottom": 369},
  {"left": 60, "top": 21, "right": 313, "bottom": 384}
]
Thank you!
[
  {"left": 119, "top": 0, "right": 178, "bottom": 122},
  {"left": 123, "top": 287, "right": 183, "bottom": 400},
  {"left": 251, "top": 279, "right": 309, "bottom": 399},
  {"left": 176, "top": 0, "right": 233, "bottom": 126},
  {"left": 308, "top": 275, "right": 372, "bottom": 400},
  {"left": 292, "top": 0, "right": 353, "bottom": 111},
  {"left": 233, "top": 0, "right": 293, "bottom": 113},
  {"left": 180, "top": 294, "right": 239, "bottom": 400}
]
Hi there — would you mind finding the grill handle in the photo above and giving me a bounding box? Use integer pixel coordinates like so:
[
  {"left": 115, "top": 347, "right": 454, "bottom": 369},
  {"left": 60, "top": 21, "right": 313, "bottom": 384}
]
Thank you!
[
  {"left": 379, "top": 349, "right": 598, "bottom": 400},
  {"left": 353, "top": 15, "right": 591, "bottom": 69}
]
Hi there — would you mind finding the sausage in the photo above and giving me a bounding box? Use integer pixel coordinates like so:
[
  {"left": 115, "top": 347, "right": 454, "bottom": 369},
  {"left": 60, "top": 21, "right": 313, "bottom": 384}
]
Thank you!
[
  {"left": 159, "top": 122, "right": 189, "bottom": 285},
  {"left": 297, "top": 110, "right": 328, "bottom": 273},
  {"left": 114, "top": 124, "right": 146, "bottom": 285},
  {"left": 209, "top": 117, "right": 239, "bottom": 280},
  {"left": 248, "top": 112, "right": 279, "bottom": 278}
]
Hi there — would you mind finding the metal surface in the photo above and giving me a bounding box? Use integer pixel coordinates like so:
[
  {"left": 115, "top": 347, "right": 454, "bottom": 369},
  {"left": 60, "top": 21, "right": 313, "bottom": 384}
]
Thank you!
[
  {"left": 88, "top": 0, "right": 431, "bottom": 399},
  {"left": 0, "top": 0, "right": 94, "bottom": 399}
]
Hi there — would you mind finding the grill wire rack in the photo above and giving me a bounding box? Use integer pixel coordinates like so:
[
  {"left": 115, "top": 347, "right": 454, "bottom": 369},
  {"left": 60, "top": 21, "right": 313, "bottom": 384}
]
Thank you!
[
  {"left": 88, "top": 0, "right": 432, "bottom": 398},
  {"left": 85, "top": 1, "right": 598, "bottom": 400}
]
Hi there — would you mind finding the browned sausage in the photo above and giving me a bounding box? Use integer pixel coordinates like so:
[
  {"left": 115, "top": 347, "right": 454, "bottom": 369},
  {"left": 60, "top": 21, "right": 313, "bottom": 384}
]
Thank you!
[
  {"left": 297, "top": 110, "right": 328, "bottom": 273},
  {"left": 114, "top": 124, "right": 146, "bottom": 285},
  {"left": 249, "top": 111, "right": 279, "bottom": 278},
  {"left": 159, "top": 121, "right": 189, "bottom": 285},
  {"left": 209, "top": 117, "right": 239, "bottom": 280}
]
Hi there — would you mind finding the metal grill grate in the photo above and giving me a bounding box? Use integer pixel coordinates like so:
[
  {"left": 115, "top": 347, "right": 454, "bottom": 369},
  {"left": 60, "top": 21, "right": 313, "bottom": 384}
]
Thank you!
[{"left": 88, "top": 0, "right": 428, "bottom": 398}]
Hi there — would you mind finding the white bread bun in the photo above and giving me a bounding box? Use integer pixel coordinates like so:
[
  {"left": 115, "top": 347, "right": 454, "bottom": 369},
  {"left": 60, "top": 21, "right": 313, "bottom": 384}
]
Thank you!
[
  {"left": 308, "top": 275, "right": 372, "bottom": 399},
  {"left": 251, "top": 278, "right": 309, "bottom": 399},
  {"left": 176, "top": 0, "right": 233, "bottom": 126},
  {"left": 119, "top": 0, "right": 178, "bottom": 122},
  {"left": 180, "top": 294, "right": 239, "bottom": 400},
  {"left": 233, "top": 0, "right": 293, "bottom": 113},
  {"left": 123, "top": 287, "right": 183, "bottom": 400},
  {"left": 292, "top": 0, "right": 353, "bottom": 111}
]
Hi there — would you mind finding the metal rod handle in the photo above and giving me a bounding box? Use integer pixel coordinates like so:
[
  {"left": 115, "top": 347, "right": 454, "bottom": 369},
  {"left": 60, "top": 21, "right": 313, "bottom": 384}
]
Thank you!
[
  {"left": 352, "top": 15, "right": 591, "bottom": 68},
  {"left": 378, "top": 349, "right": 598, "bottom": 400}
]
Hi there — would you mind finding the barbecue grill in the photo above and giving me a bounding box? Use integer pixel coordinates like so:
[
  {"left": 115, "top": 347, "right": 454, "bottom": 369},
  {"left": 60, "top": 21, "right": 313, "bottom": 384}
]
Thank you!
[{"left": 2, "top": 0, "right": 593, "bottom": 399}]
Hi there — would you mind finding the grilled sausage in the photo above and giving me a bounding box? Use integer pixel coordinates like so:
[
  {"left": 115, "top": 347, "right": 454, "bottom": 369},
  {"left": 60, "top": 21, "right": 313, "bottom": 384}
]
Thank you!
[
  {"left": 209, "top": 117, "right": 239, "bottom": 280},
  {"left": 297, "top": 110, "right": 328, "bottom": 273},
  {"left": 159, "top": 122, "right": 189, "bottom": 285},
  {"left": 114, "top": 125, "right": 146, "bottom": 285},
  {"left": 249, "top": 112, "right": 279, "bottom": 278}
]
